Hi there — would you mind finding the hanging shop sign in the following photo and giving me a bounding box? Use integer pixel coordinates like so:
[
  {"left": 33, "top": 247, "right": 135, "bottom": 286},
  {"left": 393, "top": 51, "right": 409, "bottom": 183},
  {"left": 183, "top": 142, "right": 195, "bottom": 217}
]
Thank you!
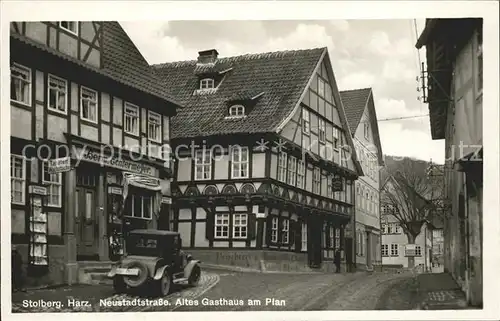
[
  {"left": 75, "top": 147, "right": 156, "bottom": 176},
  {"left": 108, "top": 187, "right": 123, "bottom": 195},
  {"left": 47, "top": 157, "right": 72, "bottom": 174},
  {"left": 332, "top": 175, "right": 343, "bottom": 192},
  {"left": 29, "top": 185, "right": 47, "bottom": 196}
]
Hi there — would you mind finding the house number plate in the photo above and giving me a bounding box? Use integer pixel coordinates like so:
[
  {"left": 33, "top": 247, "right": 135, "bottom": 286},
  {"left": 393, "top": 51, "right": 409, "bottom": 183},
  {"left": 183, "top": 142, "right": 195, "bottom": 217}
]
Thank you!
[{"left": 116, "top": 268, "right": 139, "bottom": 276}]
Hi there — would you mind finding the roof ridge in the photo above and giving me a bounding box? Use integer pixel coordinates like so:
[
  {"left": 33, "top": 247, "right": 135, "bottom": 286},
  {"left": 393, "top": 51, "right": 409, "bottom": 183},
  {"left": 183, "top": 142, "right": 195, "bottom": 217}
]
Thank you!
[
  {"left": 152, "top": 47, "right": 326, "bottom": 69},
  {"left": 340, "top": 87, "right": 372, "bottom": 93}
]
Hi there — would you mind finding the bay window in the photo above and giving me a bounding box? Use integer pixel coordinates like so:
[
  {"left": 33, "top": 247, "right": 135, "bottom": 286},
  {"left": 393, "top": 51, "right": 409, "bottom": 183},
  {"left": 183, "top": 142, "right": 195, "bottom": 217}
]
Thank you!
[
  {"left": 277, "top": 152, "right": 287, "bottom": 182},
  {"left": 296, "top": 159, "right": 305, "bottom": 189},
  {"left": 287, "top": 156, "right": 297, "bottom": 186}
]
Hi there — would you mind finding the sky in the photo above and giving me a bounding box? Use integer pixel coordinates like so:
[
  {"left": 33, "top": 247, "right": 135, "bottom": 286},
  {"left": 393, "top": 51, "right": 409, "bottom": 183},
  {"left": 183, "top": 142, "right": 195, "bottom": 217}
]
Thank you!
[{"left": 121, "top": 19, "right": 445, "bottom": 164}]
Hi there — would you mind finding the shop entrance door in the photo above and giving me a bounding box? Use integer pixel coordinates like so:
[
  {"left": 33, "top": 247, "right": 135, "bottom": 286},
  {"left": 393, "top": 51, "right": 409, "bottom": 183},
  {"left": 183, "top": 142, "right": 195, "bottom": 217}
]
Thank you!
[{"left": 76, "top": 187, "right": 99, "bottom": 260}]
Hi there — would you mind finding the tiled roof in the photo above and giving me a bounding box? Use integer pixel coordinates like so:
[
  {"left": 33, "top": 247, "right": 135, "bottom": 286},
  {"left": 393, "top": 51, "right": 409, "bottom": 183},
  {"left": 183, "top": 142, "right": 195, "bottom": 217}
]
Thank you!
[
  {"left": 100, "top": 22, "right": 181, "bottom": 107},
  {"left": 11, "top": 22, "right": 181, "bottom": 108},
  {"left": 153, "top": 48, "right": 326, "bottom": 139},
  {"left": 339, "top": 88, "right": 372, "bottom": 134}
]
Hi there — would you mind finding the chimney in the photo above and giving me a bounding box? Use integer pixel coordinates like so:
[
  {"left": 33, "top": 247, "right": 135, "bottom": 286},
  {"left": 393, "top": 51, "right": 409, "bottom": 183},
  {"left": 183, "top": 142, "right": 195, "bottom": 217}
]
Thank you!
[{"left": 197, "top": 49, "right": 219, "bottom": 64}]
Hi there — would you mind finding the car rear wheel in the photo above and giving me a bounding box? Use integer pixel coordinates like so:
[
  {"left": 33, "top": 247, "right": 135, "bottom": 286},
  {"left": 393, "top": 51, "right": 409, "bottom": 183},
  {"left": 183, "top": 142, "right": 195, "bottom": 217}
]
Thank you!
[
  {"left": 158, "top": 271, "right": 172, "bottom": 296},
  {"left": 188, "top": 265, "right": 201, "bottom": 287},
  {"left": 113, "top": 277, "right": 127, "bottom": 293}
]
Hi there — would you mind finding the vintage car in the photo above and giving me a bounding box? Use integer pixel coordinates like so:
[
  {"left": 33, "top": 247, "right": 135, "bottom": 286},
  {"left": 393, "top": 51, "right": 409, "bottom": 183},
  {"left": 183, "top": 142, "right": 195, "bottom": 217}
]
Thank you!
[{"left": 107, "top": 229, "right": 201, "bottom": 296}]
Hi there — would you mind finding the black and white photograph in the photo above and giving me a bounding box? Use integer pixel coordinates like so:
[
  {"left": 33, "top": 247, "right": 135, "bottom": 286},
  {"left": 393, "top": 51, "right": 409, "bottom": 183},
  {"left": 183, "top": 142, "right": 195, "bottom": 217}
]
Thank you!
[{"left": 1, "top": 1, "right": 499, "bottom": 320}]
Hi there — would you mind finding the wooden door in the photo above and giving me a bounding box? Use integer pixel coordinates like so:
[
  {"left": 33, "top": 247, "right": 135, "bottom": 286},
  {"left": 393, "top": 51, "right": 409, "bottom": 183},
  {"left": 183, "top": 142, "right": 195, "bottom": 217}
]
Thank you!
[
  {"left": 308, "top": 217, "right": 322, "bottom": 268},
  {"left": 76, "top": 187, "right": 98, "bottom": 260}
]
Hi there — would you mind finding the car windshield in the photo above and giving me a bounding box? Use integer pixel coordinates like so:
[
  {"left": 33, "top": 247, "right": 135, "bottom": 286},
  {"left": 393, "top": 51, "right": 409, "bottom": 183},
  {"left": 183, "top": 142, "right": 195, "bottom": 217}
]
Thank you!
[{"left": 127, "top": 234, "right": 161, "bottom": 256}]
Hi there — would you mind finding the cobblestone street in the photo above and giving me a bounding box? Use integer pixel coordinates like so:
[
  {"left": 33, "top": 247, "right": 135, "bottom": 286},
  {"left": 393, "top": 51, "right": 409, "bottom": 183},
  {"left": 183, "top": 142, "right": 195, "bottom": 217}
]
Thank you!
[{"left": 12, "top": 269, "right": 415, "bottom": 312}]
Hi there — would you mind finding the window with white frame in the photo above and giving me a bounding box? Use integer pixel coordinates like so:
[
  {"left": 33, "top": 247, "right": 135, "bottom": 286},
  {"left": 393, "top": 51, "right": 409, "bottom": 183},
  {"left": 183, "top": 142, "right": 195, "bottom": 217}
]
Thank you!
[
  {"left": 59, "top": 21, "right": 78, "bottom": 35},
  {"left": 382, "top": 223, "right": 388, "bottom": 234},
  {"left": 390, "top": 243, "right": 399, "bottom": 256},
  {"left": 11, "top": 63, "right": 31, "bottom": 105},
  {"left": 228, "top": 104, "right": 245, "bottom": 117},
  {"left": 231, "top": 146, "right": 249, "bottom": 179},
  {"left": 10, "top": 155, "right": 26, "bottom": 205},
  {"left": 233, "top": 213, "right": 248, "bottom": 239},
  {"left": 318, "top": 118, "right": 326, "bottom": 143},
  {"left": 394, "top": 223, "right": 401, "bottom": 234},
  {"left": 80, "top": 86, "right": 98, "bottom": 123},
  {"left": 42, "top": 162, "right": 62, "bottom": 207},
  {"left": 124, "top": 103, "right": 139, "bottom": 135},
  {"left": 381, "top": 244, "right": 389, "bottom": 256},
  {"left": 357, "top": 230, "right": 364, "bottom": 256},
  {"left": 271, "top": 217, "right": 278, "bottom": 243},
  {"left": 296, "top": 159, "right": 305, "bottom": 189},
  {"left": 415, "top": 245, "right": 422, "bottom": 257},
  {"left": 335, "top": 228, "right": 340, "bottom": 249},
  {"left": 333, "top": 127, "right": 339, "bottom": 149},
  {"left": 148, "top": 111, "right": 162, "bottom": 142},
  {"left": 287, "top": 156, "right": 297, "bottom": 186},
  {"left": 200, "top": 78, "right": 214, "bottom": 90},
  {"left": 312, "top": 167, "right": 321, "bottom": 194},
  {"left": 302, "top": 108, "right": 310, "bottom": 134},
  {"left": 387, "top": 223, "right": 393, "bottom": 234},
  {"left": 48, "top": 75, "right": 67, "bottom": 113},
  {"left": 195, "top": 149, "right": 211, "bottom": 180},
  {"left": 281, "top": 219, "right": 289, "bottom": 244},
  {"left": 277, "top": 152, "right": 287, "bottom": 182},
  {"left": 215, "top": 213, "right": 230, "bottom": 238},
  {"left": 125, "top": 194, "right": 153, "bottom": 219},
  {"left": 301, "top": 222, "right": 307, "bottom": 250}
]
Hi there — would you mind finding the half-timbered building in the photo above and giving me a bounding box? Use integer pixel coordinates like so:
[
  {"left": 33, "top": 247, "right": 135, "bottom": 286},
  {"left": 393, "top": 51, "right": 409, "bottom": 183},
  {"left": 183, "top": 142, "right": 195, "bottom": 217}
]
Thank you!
[
  {"left": 10, "top": 21, "right": 180, "bottom": 286},
  {"left": 340, "top": 88, "right": 384, "bottom": 271},
  {"left": 153, "top": 48, "right": 363, "bottom": 272}
]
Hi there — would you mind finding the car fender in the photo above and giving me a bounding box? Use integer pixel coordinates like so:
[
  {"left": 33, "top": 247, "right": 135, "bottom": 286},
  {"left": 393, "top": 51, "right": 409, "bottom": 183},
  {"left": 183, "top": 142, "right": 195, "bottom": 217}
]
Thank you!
[
  {"left": 153, "top": 264, "right": 170, "bottom": 280},
  {"left": 184, "top": 260, "right": 201, "bottom": 279}
]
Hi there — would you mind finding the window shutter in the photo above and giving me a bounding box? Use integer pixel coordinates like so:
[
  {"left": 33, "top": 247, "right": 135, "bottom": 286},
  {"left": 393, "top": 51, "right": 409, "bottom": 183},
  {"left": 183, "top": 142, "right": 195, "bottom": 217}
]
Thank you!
[
  {"left": 248, "top": 213, "right": 256, "bottom": 240},
  {"left": 205, "top": 210, "right": 214, "bottom": 240}
]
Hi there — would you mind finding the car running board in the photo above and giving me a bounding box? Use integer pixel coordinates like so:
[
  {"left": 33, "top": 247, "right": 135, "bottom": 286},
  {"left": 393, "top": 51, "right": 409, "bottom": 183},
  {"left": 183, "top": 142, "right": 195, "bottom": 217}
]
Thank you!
[{"left": 173, "top": 277, "right": 188, "bottom": 285}]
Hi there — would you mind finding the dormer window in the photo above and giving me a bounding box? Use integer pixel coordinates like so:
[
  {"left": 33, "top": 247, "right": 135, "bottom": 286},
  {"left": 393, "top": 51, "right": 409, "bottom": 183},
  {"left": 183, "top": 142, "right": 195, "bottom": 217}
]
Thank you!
[
  {"left": 228, "top": 104, "right": 245, "bottom": 117},
  {"left": 200, "top": 78, "right": 215, "bottom": 90}
]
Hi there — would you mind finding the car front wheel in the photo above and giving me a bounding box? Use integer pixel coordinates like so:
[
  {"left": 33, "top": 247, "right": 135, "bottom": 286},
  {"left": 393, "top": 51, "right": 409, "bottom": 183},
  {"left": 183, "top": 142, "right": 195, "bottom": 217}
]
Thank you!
[
  {"left": 188, "top": 265, "right": 201, "bottom": 287},
  {"left": 157, "top": 271, "right": 172, "bottom": 297}
]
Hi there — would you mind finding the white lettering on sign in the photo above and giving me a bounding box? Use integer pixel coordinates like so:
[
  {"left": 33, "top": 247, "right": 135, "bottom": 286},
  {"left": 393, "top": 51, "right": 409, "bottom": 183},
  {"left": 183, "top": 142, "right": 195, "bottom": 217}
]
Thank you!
[
  {"left": 108, "top": 187, "right": 123, "bottom": 195},
  {"left": 48, "top": 157, "right": 71, "bottom": 174}
]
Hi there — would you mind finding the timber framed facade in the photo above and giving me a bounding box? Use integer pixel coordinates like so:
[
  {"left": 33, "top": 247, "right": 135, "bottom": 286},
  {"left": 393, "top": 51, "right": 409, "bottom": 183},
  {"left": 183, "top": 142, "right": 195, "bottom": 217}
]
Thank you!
[
  {"left": 10, "top": 21, "right": 180, "bottom": 286},
  {"left": 154, "top": 48, "right": 363, "bottom": 272}
]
